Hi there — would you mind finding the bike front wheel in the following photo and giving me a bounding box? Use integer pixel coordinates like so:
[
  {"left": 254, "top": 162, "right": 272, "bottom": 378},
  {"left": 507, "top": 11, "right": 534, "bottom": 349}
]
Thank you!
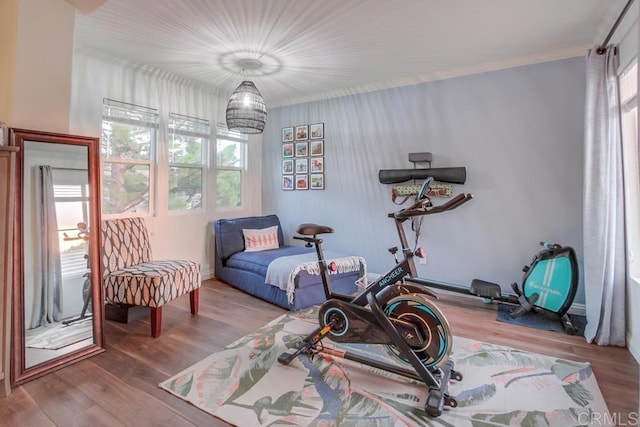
[{"left": 383, "top": 293, "right": 453, "bottom": 369}]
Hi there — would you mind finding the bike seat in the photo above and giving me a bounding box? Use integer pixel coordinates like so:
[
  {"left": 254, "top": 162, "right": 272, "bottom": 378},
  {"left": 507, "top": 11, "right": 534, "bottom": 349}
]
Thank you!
[{"left": 297, "top": 223, "right": 334, "bottom": 236}]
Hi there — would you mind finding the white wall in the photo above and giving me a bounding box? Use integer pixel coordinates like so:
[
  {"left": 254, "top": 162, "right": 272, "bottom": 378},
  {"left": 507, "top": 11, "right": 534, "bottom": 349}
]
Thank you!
[
  {"left": 9, "top": 0, "right": 75, "bottom": 133},
  {"left": 264, "top": 57, "right": 586, "bottom": 304},
  {"left": 69, "top": 53, "right": 264, "bottom": 277},
  {"left": 0, "top": 0, "right": 19, "bottom": 123}
]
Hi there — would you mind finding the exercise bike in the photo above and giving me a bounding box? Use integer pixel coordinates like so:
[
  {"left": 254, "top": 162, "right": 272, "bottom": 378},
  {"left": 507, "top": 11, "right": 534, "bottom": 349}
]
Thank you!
[
  {"left": 402, "top": 178, "right": 580, "bottom": 335},
  {"left": 62, "top": 222, "right": 93, "bottom": 326},
  {"left": 277, "top": 193, "right": 472, "bottom": 417}
]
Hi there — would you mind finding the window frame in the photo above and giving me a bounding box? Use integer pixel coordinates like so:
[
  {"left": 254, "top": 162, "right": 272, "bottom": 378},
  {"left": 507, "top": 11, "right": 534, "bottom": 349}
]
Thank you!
[
  {"left": 215, "top": 124, "right": 248, "bottom": 210},
  {"left": 167, "top": 112, "right": 209, "bottom": 213},
  {"left": 100, "top": 98, "right": 159, "bottom": 218},
  {"left": 619, "top": 61, "right": 639, "bottom": 278},
  {"left": 52, "top": 170, "right": 91, "bottom": 279}
]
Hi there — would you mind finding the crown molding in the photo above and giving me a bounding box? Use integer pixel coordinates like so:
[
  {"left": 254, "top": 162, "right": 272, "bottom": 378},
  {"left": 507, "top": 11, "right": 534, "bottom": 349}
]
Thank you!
[
  {"left": 64, "top": 0, "right": 108, "bottom": 14},
  {"left": 272, "top": 45, "right": 591, "bottom": 108}
]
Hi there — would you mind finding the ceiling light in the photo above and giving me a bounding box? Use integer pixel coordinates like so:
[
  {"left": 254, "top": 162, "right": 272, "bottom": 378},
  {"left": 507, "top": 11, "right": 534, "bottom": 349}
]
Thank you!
[
  {"left": 225, "top": 81, "right": 267, "bottom": 134},
  {"left": 225, "top": 58, "right": 267, "bottom": 134}
]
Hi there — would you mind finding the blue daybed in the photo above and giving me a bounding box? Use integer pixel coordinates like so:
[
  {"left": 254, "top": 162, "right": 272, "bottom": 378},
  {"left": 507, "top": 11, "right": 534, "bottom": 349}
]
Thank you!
[{"left": 212, "top": 214, "right": 366, "bottom": 311}]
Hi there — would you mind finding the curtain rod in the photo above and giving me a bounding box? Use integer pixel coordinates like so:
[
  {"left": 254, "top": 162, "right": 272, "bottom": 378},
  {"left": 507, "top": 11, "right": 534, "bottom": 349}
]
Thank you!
[
  {"left": 597, "top": 0, "right": 635, "bottom": 54},
  {"left": 50, "top": 166, "right": 88, "bottom": 171}
]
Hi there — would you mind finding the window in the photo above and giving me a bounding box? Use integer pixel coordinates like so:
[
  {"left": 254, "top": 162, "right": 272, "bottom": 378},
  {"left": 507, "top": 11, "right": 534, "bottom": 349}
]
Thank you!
[
  {"left": 101, "top": 99, "right": 158, "bottom": 215},
  {"left": 216, "top": 124, "right": 248, "bottom": 208},
  {"left": 619, "top": 62, "right": 639, "bottom": 277},
  {"left": 53, "top": 169, "right": 90, "bottom": 279},
  {"left": 168, "top": 113, "right": 208, "bottom": 211}
]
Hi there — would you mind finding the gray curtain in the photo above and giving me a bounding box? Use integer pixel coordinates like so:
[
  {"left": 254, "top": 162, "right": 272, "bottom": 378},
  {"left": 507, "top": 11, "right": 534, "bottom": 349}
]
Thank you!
[
  {"left": 31, "top": 165, "right": 62, "bottom": 328},
  {"left": 583, "top": 46, "right": 626, "bottom": 346}
]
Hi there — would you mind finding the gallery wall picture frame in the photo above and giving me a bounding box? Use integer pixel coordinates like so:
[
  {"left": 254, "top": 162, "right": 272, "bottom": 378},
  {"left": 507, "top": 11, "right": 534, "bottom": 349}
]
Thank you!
[
  {"left": 310, "top": 157, "right": 324, "bottom": 173},
  {"left": 281, "top": 122, "right": 326, "bottom": 191},
  {"left": 282, "top": 127, "right": 294, "bottom": 142},
  {"left": 295, "top": 125, "right": 309, "bottom": 140},
  {"left": 295, "top": 158, "right": 308, "bottom": 174},
  {"left": 282, "top": 175, "right": 294, "bottom": 190},
  {"left": 295, "top": 174, "right": 309, "bottom": 190},
  {"left": 310, "top": 140, "right": 324, "bottom": 156},
  {"left": 310, "top": 173, "right": 324, "bottom": 190},
  {"left": 310, "top": 123, "right": 324, "bottom": 139},
  {"left": 282, "top": 159, "right": 294, "bottom": 174},
  {"left": 282, "top": 143, "right": 294, "bottom": 158},
  {"left": 295, "top": 141, "right": 308, "bottom": 157}
]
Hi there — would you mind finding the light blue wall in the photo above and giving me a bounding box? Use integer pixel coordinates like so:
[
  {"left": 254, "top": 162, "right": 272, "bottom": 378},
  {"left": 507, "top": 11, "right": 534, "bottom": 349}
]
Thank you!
[{"left": 263, "top": 57, "right": 586, "bottom": 303}]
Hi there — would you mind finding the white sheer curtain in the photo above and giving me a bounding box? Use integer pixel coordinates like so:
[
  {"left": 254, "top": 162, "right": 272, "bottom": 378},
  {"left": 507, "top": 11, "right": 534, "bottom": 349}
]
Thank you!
[
  {"left": 70, "top": 53, "right": 228, "bottom": 145},
  {"left": 32, "top": 165, "right": 63, "bottom": 328},
  {"left": 583, "top": 46, "right": 626, "bottom": 346}
]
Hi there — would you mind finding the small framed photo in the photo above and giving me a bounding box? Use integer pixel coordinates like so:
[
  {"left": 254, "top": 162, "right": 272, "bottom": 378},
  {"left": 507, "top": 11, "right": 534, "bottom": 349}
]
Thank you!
[
  {"left": 282, "top": 175, "right": 294, "bottom": 191},
  {"left": 295, "top": 141, "right": 308, "bottom": 157},
  {"left": 310, "top": 174, "right": 324, "bottom": 190},
  {"left": 295, "top": 158, "right": 308, "bottom": 174},
  {"left": 282, "top": 159, "right": 294, "bottom": 174},
  {"left": 282, "top": 127, "right": 294, "bottom": 142},
  {"left": 282, "top": 142, "right": 294, "bottom": 158},
  {"left": 310, "top": 140, "right": 324, "bottom": 156},
  {"left": 310, "top": 157, "right": 324, "bottom": 173},
  {"left": 295, "top": 174, "right": 309, "bottom": 190},
  {"left": 295, "top": 125, "right": 309, "bottom": 140},
  {"left": 310, "top": 123, "right": 324, "bottom": 139}
]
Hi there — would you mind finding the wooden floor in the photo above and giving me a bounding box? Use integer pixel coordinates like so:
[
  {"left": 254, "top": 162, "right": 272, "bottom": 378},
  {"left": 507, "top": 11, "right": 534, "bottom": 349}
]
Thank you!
[{"left": 0, "top": 279, "right": 637, "bottom": 426}]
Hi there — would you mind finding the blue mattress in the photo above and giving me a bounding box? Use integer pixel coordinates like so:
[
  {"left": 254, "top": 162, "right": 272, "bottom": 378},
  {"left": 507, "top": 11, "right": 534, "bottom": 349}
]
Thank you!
[{"left": 225, "top": 246, "right": 312, "bottom": 277}]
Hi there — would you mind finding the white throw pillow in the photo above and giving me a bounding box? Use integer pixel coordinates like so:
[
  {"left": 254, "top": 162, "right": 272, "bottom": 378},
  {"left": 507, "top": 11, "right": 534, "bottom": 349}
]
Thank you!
[{"left": 243, "top": 225, "right": 280, "bottom": 252}]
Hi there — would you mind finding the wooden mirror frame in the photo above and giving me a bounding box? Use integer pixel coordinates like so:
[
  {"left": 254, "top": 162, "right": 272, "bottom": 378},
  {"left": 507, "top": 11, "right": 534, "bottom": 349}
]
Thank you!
[{"left": 9, "top": 128, "right": 104, "bottom": 386}]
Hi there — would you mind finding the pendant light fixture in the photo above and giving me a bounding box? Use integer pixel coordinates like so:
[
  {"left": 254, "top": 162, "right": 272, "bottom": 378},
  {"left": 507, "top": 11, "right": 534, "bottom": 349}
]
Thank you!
[{"left": 225, "top": 59, "right": 267, "bottom": 134}]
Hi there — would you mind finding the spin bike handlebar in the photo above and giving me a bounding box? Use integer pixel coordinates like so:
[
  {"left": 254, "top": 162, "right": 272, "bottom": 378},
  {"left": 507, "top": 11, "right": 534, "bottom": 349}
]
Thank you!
[{"left": 392, "top": 192, "right": 473, "bottom": 220}]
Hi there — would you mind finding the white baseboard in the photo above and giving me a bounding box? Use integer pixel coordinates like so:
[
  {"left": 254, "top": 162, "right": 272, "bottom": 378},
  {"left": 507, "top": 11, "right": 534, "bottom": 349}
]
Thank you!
[
  {"left": 567, "top": 303, "right": 585, "bottom": 316},
  {"left": 627, "top": 332, "right": 640, "bottom": 364},
  {"left": 202, "top": 269, "right": 215, "bottom": 281},
  {"left": 366, "top": 273, "right": 586, "bottom": 316}
]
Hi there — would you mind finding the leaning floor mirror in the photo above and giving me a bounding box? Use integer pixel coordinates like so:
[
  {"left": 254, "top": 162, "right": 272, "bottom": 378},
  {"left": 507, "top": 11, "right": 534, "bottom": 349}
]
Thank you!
[{"left": 10, "top": 128, "right": 104, "bottom": 386}]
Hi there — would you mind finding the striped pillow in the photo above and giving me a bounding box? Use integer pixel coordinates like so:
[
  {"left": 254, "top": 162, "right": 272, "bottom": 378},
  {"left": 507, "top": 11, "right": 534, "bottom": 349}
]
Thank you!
[{"left": 243, "top": 225, "right": 280, "bottom": 252}]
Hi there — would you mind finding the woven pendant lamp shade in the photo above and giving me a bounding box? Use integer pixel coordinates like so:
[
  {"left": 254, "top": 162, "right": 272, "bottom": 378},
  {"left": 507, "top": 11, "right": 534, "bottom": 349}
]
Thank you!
[{"left": 225, "top": 81, "right": 267, "bottom": 134}]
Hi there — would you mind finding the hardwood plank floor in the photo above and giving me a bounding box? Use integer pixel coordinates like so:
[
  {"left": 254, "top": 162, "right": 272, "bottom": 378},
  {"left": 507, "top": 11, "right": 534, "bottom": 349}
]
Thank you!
[{"left": 0, "top": 279, "right": 637, "bottom": 426}]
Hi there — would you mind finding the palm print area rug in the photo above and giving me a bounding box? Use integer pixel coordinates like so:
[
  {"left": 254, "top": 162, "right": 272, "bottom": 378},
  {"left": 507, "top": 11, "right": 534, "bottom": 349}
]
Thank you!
[{"left": 159, "top": 307, "right": 609, "bottom": 426}]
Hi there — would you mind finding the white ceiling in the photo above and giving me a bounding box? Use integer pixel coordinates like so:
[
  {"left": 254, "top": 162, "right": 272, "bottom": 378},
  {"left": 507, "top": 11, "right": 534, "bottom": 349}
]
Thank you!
[{"left": 73, "top": 0, "right": 628, "bottom": 108}]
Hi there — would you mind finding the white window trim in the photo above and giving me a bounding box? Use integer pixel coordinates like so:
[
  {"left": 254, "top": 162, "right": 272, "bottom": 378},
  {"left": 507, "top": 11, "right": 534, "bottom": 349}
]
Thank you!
[
  {"left": 167, "top": 112, "right": 209, "bottom": 213},
  {"left": 53, "top": 172, "right": 90, "bottom": 279},
  {"left": 215, "top": 124, "right": 248, "bottom": 210},
  {"left": 619, "top": 60, "right": 639, "bottom": 279},
  {"left": 101, "top": 98, "right": 158, "bottom": 218}
]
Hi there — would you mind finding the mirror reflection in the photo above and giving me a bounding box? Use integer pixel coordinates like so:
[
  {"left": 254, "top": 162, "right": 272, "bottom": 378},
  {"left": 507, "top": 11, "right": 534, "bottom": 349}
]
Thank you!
[{"left": 22, "top": 141, "right": 94, "bottom": 368}]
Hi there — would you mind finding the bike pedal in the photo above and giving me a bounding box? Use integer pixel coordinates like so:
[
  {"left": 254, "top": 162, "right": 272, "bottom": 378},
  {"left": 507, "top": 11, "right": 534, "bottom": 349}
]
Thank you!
[
  {"left": 444, "top": 395, "right": 458, "bottom": 408},
  {"left": 470, "top": 279, "right": 501, "bottom": 298}
]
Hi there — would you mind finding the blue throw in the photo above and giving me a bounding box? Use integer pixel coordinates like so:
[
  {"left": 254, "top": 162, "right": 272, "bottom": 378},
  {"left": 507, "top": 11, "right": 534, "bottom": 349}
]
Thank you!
[{"left": 265, "top": 250, "right": 366, "bottom": 304}]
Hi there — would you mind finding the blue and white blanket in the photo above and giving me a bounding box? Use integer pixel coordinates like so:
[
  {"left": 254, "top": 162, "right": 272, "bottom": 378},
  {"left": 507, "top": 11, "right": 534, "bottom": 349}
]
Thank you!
[{"left": 265, "top": 250, "right": 366, "bottom": 304}]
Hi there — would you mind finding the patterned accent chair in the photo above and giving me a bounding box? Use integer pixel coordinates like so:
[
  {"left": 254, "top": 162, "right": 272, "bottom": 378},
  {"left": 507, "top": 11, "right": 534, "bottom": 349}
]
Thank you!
[{"left": 101, "top": 217, "right": 201, "bottom": 338}]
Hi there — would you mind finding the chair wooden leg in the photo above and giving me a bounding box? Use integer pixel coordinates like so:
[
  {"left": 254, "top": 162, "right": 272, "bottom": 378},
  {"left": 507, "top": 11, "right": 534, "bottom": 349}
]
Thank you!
[
  {"left": 190, "top": 288, "right": 199, "bottom": 315},
  {"left": 150, "top": 306, "right": 162, "bottom": 338}
]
